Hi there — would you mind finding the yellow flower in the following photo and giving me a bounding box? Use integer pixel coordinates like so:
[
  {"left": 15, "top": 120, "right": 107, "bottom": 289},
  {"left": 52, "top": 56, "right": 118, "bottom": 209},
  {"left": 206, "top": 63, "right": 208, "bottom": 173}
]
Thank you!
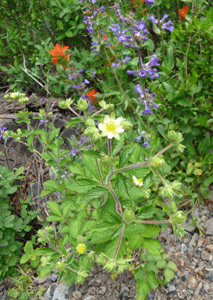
[
  {"left": 132, "top": 175, "right": 143, "bottom": 187},
  {"left": 76, "top": 243, "right": 86, "bottom": 254},
  {"left": 98, "top": 115, "right": 124, "bottom": 140}
]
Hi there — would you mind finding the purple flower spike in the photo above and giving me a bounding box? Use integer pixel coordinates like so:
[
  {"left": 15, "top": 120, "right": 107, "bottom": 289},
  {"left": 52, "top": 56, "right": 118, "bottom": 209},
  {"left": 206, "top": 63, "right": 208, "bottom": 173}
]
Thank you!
[
  {"left": 145, "top": 0, "right": 154, "bottom": 6},
  {"left": 142, "top": 101, "right": 153, "bottom": 115},
  {"left": 0, "top": 126, "right": 7, "bottom": 141},
  {"left": 142, "top": 138, "right": 150, "bottom": 148},
  {"left": 40, "top": 120, "right": 48, "bottom": 125},
  {"left": 135, "top": 131, "right": 145, "bottom": 142},
  {"left": 71, "top": 149, "right": 77, "bottom": 156}
]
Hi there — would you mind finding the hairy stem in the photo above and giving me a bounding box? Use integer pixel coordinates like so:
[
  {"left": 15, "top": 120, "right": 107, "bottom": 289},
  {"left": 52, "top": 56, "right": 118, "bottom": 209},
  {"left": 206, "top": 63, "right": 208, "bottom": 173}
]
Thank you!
[{"left": 113, "top": 223, "right": 125, "bottom": 260}]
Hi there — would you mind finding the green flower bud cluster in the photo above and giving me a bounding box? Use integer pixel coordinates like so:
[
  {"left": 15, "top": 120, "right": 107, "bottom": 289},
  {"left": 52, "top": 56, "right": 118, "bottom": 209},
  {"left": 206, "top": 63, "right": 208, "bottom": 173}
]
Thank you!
[
  {"left": 150, "top": 155, "right": 165, "bottom": 170},
  {"left": 76, "top": 271, "right": 88, "bottom": 284},
  {"left": 170, "top": 211, "right": 186, "bottom": 224},
  {"left": 4, "top": 91, "right": 28, "bottom": 101},
  {"left": 59, "top": 98, "right": 74, "bottom": 109},
  {"left": 101, "top": 155, "right": 116, "bottom": 168},
  {"left": 56, "top": 261, "right": 66, "bottom": 271},
  {"left": 123, "top": 208, "right": 135, "bottom": 224},
  {"left": 77, "top": 98, "right": 88, "bottom": 111},
  {"left": 159, "top": 181, "right": 182, "bottom": 200},
  {"left": 41, "top": 255, "right": 51, "bottom": 267},
  {"left": 168, "top": 131, "right": 185, "bottom": 153},
  {"left": 99, "top": 100, "right": 114, "bottom": 111},
  {"left": 84, "top": 119, "right": 101, "bottom": 141},
  {"left": 187, "top": 162, "right": 203, "bottom": 176}
]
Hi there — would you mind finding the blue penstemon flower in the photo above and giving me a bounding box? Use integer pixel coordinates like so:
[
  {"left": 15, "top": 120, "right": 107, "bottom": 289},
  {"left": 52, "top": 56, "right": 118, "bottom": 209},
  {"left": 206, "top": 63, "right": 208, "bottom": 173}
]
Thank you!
[
  {"left": 127, "top": 55, "right": 160, "bottom": 79},
  {"left": 150, "top": 14, "right": 174, "bottom": 32},
  {"left": 134, "top": 84, "right": 158, "bottom": 115}
]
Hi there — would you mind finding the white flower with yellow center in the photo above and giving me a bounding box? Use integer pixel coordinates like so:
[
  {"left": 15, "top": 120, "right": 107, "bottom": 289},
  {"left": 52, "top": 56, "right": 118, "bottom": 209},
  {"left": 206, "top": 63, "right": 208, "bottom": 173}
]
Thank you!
[
  {"left": 76, "top": 243, "right": 86, "bottom": 254},
  {"left": 98, "top": 115, "right": 124, "bottom": 140},
  {"left": 132, "top": 175, "right": 143, "bottom": 187}
]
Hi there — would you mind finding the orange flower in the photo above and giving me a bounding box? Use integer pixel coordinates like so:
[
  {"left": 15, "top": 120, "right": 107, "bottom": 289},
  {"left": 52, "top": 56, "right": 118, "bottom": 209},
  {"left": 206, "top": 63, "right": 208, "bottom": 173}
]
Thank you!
[
  {"left": 103, "top": 36, "right": 108, "bottom": 41},
  {"left": 178, "top": 5, "right": 189, "bottom": 21},
  {"left": 49, "top": 44, "right": 70, "bottom": 64},
  {"left": 86, "top": 89, "right": 99, "bottom": 106}
]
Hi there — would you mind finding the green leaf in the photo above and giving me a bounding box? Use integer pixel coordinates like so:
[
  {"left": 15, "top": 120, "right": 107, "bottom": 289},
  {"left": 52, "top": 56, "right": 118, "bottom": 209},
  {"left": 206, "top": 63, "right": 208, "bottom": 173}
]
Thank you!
[
  {"left": 136, "top": 279, "right": 150, "bottom": 300},
  {"left": 40, "top": 265, "right": 55, "bottom": 277},
  {"left": 156, "top": 260, "right": 167, "bottom": 268},
  {"left": 85, "top": 150, "right": 102, "bottom": 158},
  {"left": 143, "top": 238, "right": 162, "bottom": 255},
  {"left": 164, "top": 268, "right": 175, "bottom": 283},
  {"left": 80, "top": 186, "right": 108, "bottom": 208},
  {"left": 14, "top": 166, "right": 24, "bottom": 177},
  {"left": 112, "top": 137, "right": 124, "bottom": 156},
  {"left": 66, "top": 117, "right": 81, "bottom": 127},
  {"left": 24, "top": 241, "right": 34, "bottom": 254},
  {"left": 127, "top": 234, "right": 144, "bottom": 251},
  {"left": 119, "top": 145, "right": 136, "bottom": 167},
  {"left": 68, "top": 179, "right": 99, "bottom": 193},
  {"left": 3, "top": 215, "right": 15, "bottom": 227},
  {"left": 88, "top": 224, "right": 121, "bottom": 244},
  {"left": 47, "top": 201, "right": 61, "bottom": 216},
  {"left": 65, "top": 31, "right": 73, "bottom": 37},
  {"left": 162, "top": 45, "right": 174, "bottom": 70},
  {"left": 116, "top": 174, "right": 130, "bottom": 199},
  {"left": 198, "top": 135, "right": 211, "bottom": 154},
  {"left": 82, "top": 154, "right": 100, "bottom": 181},
  {"left": 0, "top": 240, "right": 8, "bottom": 246},
  {"left": 20, "top": 254, "right": 30, "bottom": 264},
  {"left": 167, "top": 260, "right": 177, "bottom": 270},
  {"left": 57, "top": 20, "right": 64, "bottom": 29},
  {"left": 96, "top": 236, "right": 126, "bottom": 258},
  {"left": 141, "top": 225, "right": 161, "bottom": 238},
  {"left": 137, "top": 205, "right": 156, "bottom": 219},
  {"left": 8, "top": 256, "right": 19, "bottom": 267},
  {"left": 48, "top": 128, "right": 60, "bottom": 143},
  {"left": 69, "top": 219, "right": 82, "bottom": 239},
  {"left": 146, "top": 271, "right": 159, "bottom": 289}
]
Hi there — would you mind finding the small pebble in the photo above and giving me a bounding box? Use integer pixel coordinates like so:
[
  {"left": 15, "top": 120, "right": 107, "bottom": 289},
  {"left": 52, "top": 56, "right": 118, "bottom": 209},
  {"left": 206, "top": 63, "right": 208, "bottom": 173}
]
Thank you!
[
  {"left": 201, "top": 250, "right": 213, "bottom": 261},
  {"left": 72, "top": 290, "right": 82, "bottom": 299}
]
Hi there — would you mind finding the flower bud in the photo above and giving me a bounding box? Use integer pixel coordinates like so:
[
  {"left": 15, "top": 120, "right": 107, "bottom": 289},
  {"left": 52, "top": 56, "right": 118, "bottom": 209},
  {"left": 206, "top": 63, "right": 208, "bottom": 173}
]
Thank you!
[
  {"left": 159, "top": 184, "right": 175, "bottom": 200},
  {"left": 168, "top": 131, "right": 183, "bottom": 144},
  {"left": 123, "top": 208, "right": 135, "bottom": 224},
  {"left": 170, "top": 211, "right": 186, "bottom": 224},
  {"left": 193, "top": 169, "right": 203, "bottom": 176},
  {"left": 84, "top": 126, "right": 98, "bottom": 136},
  {"left": 77, "top": 98, "right": 88, "bottom": 111},
  {"left": 104, "top": 260, "right": 117, "bottom": 272},
  {"left": 101, "top": 155, "right": 115, "bottom": 167},
  {"left": 85, "top": 119, "right": 95, "bottom": 127},
  {"left": 150, "top": 156, "right": 165, "bottom": 170},
  {"left": 93, "top": 132, "right": 101, "bottom": 141}
]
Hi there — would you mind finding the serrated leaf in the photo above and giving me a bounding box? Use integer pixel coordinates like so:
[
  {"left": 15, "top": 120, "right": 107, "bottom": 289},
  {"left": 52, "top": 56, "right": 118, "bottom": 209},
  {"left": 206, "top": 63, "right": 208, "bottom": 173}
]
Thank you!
[
  {"left": 85, "top": 150, "right": 102, "bottom": 158},
  {"left": 127, "top": 234, "right": 144, "bottom": 251},
  {"left": 80, "top": 186, "right": 108, "bottom": 208},
  {"left": 116, "top": 173, "right": 130, "bottom": 199},
  {"left": 167, "top": 260, "right": 177, "bottom": 270},
  {"left": 119, "top": 145, "right": 136, "bottom": 167},
  {"left": 136, "top": 279, "right": 150, "bottom": 300},
  {"left": 137, "top": 205, "right": 156, "bottom": 219},
  {"left": 20, "top": 254, "right": 30, "bottom": 264},
  {"left": 68, "top": 179, "right": 99, "bottom": 193},
  {"left": 82, "top": 154, "right": 100, "bottom": 180},
  {"left": 40, "top": 265, "right": 55, "bottom": 277},
  {"left": 143, "top": 238, "right": 162, "bottom": 255},
  {"left": 146, "top": 271, "right": 159, "bottom": 289},
  {"left": 47, "top": 201, "right": 61, "bottom": 216},
  {"left": 88, "top": 224, "right": 121, "bottom": 244},
  {"left": 156, "top": 260, "right": 167, "bottom": 268},
  {"left": 141, "top": 225, "right": 161, "bottom": 238},
  {"left": 164, "top": 268, "right": 175, "bottom": 283},
  {"left": 96, "top": 235, "right": 126, "bottom": 258},
  {"left": 66, "top": 117, "right": 81, "bottom": 127},
  {"left": 24, "top": 241, "right": 34, "bottom": 254},
  {"left": 46, "top": 215, "right": 63, "bottom": 222},
  {"left": 48, "top": 128, "right": 60, "bottom": 143},
  {"left": 112, "top": 137, "right": 124, "bottom": 156}
]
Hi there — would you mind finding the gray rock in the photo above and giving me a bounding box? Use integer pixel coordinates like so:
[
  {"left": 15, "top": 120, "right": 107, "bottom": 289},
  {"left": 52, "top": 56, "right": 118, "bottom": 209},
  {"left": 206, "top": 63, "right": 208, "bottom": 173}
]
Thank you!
[
  {"left": 52, "top": 281, "right": 69, "bottom": 300},
  {"left": 167, "top": 282, "right": 176, "bottom": 292},
  {"left": 44, "top": 283, "right": 57, "bottom": 300},
  {"left": 203, "top": 218, "right": 213, "bottom": 235},
  {"left": 72, "top": 290, "right": 82, "bottom": 299},
  {"left": 51, "top": 273, "right": 58, "bottom": 282},
  {"left": 187, "top": 276, "right": 197, "bottom": 289},
  {"left": 99, "top": 286, "right": 106, "bottom": 295},
  {"left": 189, "top": 233, "right": 199, "bottom": 247},
  {"left": 83, "top": 297, "right": 96, "bottom": 300},
  {"left": 205, "top": 271, "right": 213, "bottom": 281},
  {"left": 204, "top": 283, "right": 211, "bottom": 291},
  {"left": 201, "top": 250, "right": 213, "bottom": 261}
]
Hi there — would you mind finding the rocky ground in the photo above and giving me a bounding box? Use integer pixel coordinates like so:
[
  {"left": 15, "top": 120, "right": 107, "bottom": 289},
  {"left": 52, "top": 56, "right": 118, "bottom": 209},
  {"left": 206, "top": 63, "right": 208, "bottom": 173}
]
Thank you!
[{"left": 0, "top": 92, "right": 213, "bottom": 299}]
